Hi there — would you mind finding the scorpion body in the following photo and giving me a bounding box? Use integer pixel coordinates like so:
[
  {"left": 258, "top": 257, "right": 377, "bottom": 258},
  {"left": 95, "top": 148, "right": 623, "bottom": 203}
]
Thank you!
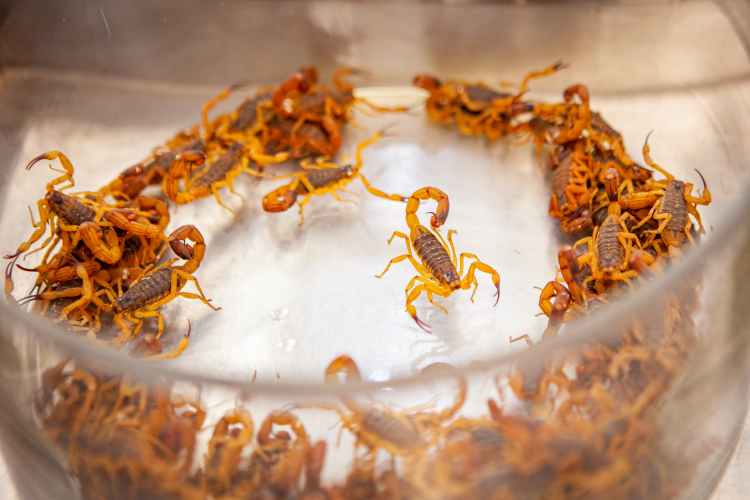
[
  {"left": 300, "top": 165, "right": 353, "bottom": 192},
  {"left": 460, "top": 85, "right": 511, "bottom": 107},
  {"left": 548, "top": 146, "right": 591, "bottom": 226},
  {"left": 46, "top": 191, "right": 97, "bottom": 226},
  {"left": 163, "top": 140, "right": 280, "bottom": 218},
  {"left": 596, "top": 216, "right": 626, "bottom": 274},
  {"left": 190, "top": 142, "right": 244, "bottom": 189},
  {"left": 113, "top": 268, "right": 175, "bottom": 313},
  {"left": 264, "top": 115, "right": 332, "bottom": 158},
  {"left": 551, "top": 152, "right": 575, "bottom": 213},
  {"left": 658, "top": 180, "right": 688, "bottom": 246},
  {"left": 360, "top": 410, "right": 424, "bottom": 449},
  {"left": 412, "top": 228, "right": 460, "bottom": 286},
  {"left": 230, "top": 92, "right": 273, "bottom": 132},
  {"left": 40, "top": 280, "right": 82, "bottom": 320},
  {"left": 590, "top": 111, "right": 621, "bottom": 142},
  {"left": 415, "top": 62, "right": 564, "bottom": 141}
]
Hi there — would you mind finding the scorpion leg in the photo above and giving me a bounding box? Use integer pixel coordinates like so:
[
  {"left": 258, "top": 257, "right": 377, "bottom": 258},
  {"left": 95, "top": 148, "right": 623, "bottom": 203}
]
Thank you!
[
  {"left": 355, "top": 174, "right": 405, "bottom": 202},
  {"left": 405, "top": 283, "right": 451, "bottom": 333},
  {"left": 330, "top": 189, "right": 357, "bottom": 206},
  {"left": 79, "top": 223, "right": 122, "bottom": 264},
  {"left": 376, "top": 232, "right": 424, "bottom": 279},
  {"left": 113, "top": 314, "right": 138, "bottom": 345},
  {"left": 510, "top": 334, "right": 534, "bottom": 346},
  {"left": 446, "top": 230, "right": 458, "bottom": 266},
  {"left": 406, "top": 276, "right": 449, "bottom": 315},
  {"left": 459, "top": 256, "right": 501, "bottom": 304},
  {"left": 210, "top": 183, "right": 237, "bottom": 219},
  {"left": 634, "top": 198, "right": 663, "bottom": 230},
  {"left": 644, "top": 212, "right": 672, "bottom": 239},
  {"left": 172, "top": 269, "right": 220, "bottom": 311},
  {"left": 133, "top": 309, "right": 166, "bottom": 338},
  {"left": 202, "top": 86, "right": 234, "bottom": 136},
  {"left": 295, "top": 176, "right": 318, "bottom": 226},
  {"left": 518, "top": 61, "right": 568, "bottom": 94},
  {"left": 375, "top": 254, "right": 420, "bottom": 280},
  {"left": 59, "top": 261, "right": 95, "bottom": 319},
  {"left": 686, "top": 203, "right": 705, "bottom": 235},
  {"left": 572, "top": 234, "right": 595, "bottom": 256},
  {"left": 225, "top": 178, "right": 245, "bottom": 202},
  {"left": 617, "top": 232, "right": 641, "bottom": 271}
]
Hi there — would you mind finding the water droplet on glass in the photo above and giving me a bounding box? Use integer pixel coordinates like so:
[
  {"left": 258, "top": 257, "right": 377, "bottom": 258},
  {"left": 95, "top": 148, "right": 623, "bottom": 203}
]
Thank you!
[
  {"left": 276, "top": 338, "right": 297, "bottom": 352},
  {"left": 270, "top": 308, "right": 289, "bottom": 321}
]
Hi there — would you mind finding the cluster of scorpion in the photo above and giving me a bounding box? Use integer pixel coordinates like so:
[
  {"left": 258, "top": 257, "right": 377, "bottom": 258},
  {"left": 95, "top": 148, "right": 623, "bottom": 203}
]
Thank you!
[{"left": 9, "top": 63, "right": 711, "bottom": 499}]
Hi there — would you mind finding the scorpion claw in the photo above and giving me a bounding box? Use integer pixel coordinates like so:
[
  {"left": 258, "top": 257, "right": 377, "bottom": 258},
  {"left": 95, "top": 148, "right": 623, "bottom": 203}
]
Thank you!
[
  {"left": 25, "top": 153, "right": 49, "bottom": 171},
  {"left": 411, "top": 312, "right": 432, "bottom": 333},
  {"left": 3, "top": 251, "right": 21, "bottom": 261},
  {"left": 694, "top": 168, "right": 707, "bottom": 189}
]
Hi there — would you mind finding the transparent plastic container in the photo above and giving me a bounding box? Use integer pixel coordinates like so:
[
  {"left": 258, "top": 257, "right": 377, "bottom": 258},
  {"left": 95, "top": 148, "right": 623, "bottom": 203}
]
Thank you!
[{"left": 1, "top": 1, "right": 750, "bottom": 499}]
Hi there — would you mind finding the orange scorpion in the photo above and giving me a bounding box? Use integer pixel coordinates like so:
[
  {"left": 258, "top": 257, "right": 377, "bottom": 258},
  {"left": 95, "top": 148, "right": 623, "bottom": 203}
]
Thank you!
[{"left": 376, "top": 187, "right": 501, "bottom": 332}]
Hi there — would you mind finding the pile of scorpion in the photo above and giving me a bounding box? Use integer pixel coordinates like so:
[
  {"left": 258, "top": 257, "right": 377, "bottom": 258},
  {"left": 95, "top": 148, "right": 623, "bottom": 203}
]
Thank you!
[{"left": 6, "top": 63, "right": 712, "bottom": 499}]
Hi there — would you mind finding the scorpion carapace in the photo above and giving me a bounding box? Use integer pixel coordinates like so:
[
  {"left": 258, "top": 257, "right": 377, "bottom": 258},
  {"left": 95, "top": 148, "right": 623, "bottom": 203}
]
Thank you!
[
  {"left": 376, "top": 187, "right": 500, "bottom": 332},
  {"left": 261, "top": 127, "right": 405, "bottom": 225}
]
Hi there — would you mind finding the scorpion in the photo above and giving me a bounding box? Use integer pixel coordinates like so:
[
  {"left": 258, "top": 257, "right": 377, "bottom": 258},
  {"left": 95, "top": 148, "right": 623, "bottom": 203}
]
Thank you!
[
  {"left": 319, "top": 356, "right": 465, "bottom": 459},
  {"left": 376, "top": 186, "right": 500, "bottom": 332},
  {"left": 3, "top": 152, "right": 152, "bottom": 299},
  {"left": 573, "top": 168, "right": 642, "bottom": 292},
  {"left": 209, "top": 86, "right": 338, "bottom": 159},
  {"left": 548, "top": 145, "right": 595, "bottom": 228},
  {"left": 531, "top": 84, "right": 592, "bottom": 145},
  {"left": 511, "top": 246, "right": 591, "bottom": 345},
  {"left": 203, "top": 407, "right": 255, "bottom": 494},
  {"left": 413, "top": 61, "right": 566, "bottom": 141},
  {"left": 271, "top": 66, "right": 407, "bottom": 156},
  {"left": 163, "top": 141, "right": 286, "bottom": 219},
  {"left": 632, "top": 133, "right": 712, "bottom": 258},
  {"left": 100, "top": 138, "right": 206, "bottom": 200},
  {"left": 253, "top": 411, "right": 311, "bottom": 495},
  {"left": 261, "top": 128, "right": 405, "bottom": 225},
  {"left": 109, "top": 224, "right": 219, "bottom": 345}
]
